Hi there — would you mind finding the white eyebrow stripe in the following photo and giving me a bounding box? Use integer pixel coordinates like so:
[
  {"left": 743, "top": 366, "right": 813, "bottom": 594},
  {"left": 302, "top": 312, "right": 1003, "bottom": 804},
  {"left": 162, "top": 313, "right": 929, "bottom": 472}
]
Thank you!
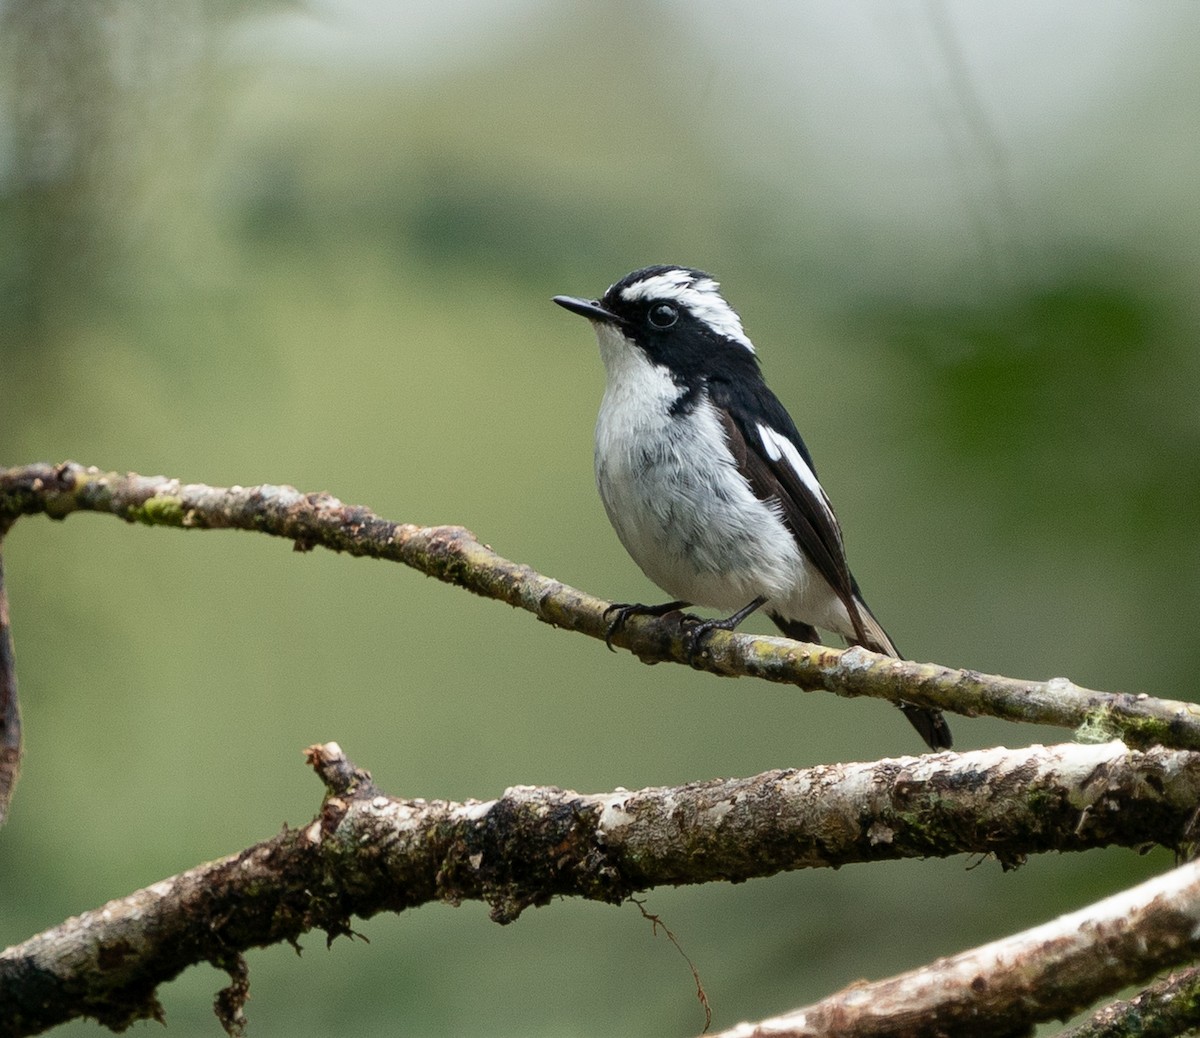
[
  {"left": 618, "top": 270, "right": 755, "bottom": 352},
  {"left": 756, "top": 422, "right": 833, "bottom": 512}
]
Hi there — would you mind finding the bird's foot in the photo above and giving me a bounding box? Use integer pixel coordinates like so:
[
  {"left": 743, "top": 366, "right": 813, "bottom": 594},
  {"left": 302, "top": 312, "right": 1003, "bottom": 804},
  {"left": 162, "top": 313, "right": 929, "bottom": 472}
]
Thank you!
[
  {"left": 602, "top": 600, "right": 691, "bottom": 651},
  {"left": 679, "top": 596, "right": 769, "bottom": 662},
  {"left": 678, "top": 614, "right": 740, "bottom": 661},
  {"left": 679, "top": 616, "right": 716, "bottom": 660}
]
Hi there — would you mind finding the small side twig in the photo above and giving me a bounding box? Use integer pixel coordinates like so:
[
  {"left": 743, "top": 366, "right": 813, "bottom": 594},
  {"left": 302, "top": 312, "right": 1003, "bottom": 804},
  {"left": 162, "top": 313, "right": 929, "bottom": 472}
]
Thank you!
[{"left": 633, "top": 897, "right": 712, "bottom": 1032}]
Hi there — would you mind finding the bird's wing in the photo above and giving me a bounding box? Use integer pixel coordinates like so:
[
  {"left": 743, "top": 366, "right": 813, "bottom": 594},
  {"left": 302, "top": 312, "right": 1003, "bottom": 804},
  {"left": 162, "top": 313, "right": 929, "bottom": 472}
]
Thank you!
[
  {"left": 708, "top": 378, "right": 880, "bottom": 649},
  {"left": 709, "top": 379, "right": 951, "bottom": 749}
]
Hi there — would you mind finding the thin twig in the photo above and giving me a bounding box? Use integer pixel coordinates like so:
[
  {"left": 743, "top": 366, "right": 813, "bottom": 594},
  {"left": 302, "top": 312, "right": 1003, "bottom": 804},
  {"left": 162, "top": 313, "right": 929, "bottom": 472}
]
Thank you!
[{"left": 633, "top": 897, "right": 712, "bottom": 1032}]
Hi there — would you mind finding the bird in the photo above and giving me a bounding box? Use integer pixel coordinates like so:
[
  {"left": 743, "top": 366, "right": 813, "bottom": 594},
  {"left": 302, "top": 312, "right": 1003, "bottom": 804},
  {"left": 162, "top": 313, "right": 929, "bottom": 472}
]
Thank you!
[{"left": 552, "top": 265, "right": 951, "bottom": 751}]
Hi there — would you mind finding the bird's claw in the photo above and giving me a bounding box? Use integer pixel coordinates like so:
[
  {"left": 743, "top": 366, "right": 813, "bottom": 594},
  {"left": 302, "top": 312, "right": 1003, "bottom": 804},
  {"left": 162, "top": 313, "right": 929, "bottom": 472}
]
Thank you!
[
  {"left": 603, "top": 603, "right": 638, "bottom": 651},
  {"left": 679, "top": 615, "right": 720, "bottom": 661},
  {"left": 602, "top": 600, "right": 691, "bottom": 651}
]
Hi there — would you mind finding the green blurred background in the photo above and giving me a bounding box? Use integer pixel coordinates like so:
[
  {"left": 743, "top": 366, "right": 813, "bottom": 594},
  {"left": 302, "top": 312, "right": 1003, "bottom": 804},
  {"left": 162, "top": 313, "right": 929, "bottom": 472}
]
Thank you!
[{"left": 2, "top": 2, "right": 1199, "bottom": 1034}]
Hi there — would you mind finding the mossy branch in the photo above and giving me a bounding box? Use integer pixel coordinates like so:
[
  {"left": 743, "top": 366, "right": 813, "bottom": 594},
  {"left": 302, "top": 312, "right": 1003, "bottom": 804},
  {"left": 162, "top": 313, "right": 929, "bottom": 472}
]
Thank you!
[
  {"left": 2, "top": 461, "right": 1198, "bottom": 762},
  {"left": 2, "top": 740, "right": 1200, "bottom": 1037},
  {"left": 1055, "top": 965, "right": 1200, "bottom": 1038}
]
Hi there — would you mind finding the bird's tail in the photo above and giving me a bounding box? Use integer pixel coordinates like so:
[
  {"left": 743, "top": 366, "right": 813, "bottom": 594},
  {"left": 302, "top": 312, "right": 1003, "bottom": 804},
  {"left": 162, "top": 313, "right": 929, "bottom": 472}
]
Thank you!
[
  {"left": 770, "top": 604, "right": 953, "bottom": 752},
  {"left": 895, "top": 700, "right": 953, "bottom": 752}
]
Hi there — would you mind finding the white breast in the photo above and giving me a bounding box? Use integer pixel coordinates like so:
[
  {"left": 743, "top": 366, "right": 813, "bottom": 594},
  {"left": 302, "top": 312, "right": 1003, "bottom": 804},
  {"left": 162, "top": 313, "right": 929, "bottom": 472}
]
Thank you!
[{"left": 591, "top": 323, "right": 809, "bottom": 611}]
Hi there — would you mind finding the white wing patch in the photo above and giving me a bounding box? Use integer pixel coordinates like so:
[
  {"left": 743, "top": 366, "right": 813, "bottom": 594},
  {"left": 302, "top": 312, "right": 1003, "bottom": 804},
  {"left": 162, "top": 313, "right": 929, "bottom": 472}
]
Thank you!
[
  {"left": 756, "top": 423, "right": 834, "bottom": 515},
  {"left": 617, "top": 269, "right": 755, "bottom": 353}
]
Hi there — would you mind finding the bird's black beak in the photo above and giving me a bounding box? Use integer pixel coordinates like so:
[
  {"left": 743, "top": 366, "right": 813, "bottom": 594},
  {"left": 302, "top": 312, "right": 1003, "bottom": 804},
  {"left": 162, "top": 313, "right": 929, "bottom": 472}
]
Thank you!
[{"left": 553, "top": 295, "right": 624, "bottom": 325}]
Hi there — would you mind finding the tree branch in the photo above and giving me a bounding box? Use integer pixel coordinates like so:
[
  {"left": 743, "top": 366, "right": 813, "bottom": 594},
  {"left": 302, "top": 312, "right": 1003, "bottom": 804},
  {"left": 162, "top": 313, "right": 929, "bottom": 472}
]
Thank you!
[
  {"left": 2, "top": 741, "right": 1199, "bottom": 1035},
  {"left": 1057, "top": 966, "right": 1200, "bottom": 1038},
  {"left": 709, "top": 856, "right": 1200, "bottom": 1038},
  {"left": 0, "top": 536, "right": 21, "bottom": 826},
  {"left": 2, "top": 461, "right": 1198, "bottom": 752}
]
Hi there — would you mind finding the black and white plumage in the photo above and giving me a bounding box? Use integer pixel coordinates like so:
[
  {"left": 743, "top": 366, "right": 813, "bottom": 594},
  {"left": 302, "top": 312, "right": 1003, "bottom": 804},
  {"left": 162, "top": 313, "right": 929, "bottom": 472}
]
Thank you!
[{"left": 553, "top": 265, "right": 951, "bottom": 751}]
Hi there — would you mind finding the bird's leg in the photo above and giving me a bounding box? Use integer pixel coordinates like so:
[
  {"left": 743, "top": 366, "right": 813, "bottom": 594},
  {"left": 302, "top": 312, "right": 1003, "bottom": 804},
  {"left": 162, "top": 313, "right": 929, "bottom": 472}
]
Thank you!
[
  {"left": 680, "top": 595, "right": 768, "bottom": 659},
  {"left": 603, "top": 600, "right": 692, "bottom": 651}
]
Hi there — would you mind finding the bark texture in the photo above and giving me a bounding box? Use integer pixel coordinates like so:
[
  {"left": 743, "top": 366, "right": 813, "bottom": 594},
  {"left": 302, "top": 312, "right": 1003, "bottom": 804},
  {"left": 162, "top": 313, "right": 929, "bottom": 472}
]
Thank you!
[{"left": 2, "top": 742, "right": 1199, "bottom": 1035}]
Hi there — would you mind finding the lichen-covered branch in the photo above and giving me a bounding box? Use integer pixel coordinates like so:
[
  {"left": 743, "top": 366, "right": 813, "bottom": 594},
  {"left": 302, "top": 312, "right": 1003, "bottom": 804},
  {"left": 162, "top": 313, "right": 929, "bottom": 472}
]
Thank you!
[
  {"left": 3, "top": 740, "right": 1200, "bottom": 1036},
  {"left": 2, "top": 461, "right": 1198, "bottom": 751},
  {"left": 709, "top": 856, "right": 1200, "bottom": 1038}
]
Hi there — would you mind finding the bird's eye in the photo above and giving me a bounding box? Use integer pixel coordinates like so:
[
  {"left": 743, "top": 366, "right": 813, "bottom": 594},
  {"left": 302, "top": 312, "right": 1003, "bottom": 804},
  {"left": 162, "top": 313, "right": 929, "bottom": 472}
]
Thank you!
[{"left": 648, "top": 303, "right": 678, "bottom": 328}]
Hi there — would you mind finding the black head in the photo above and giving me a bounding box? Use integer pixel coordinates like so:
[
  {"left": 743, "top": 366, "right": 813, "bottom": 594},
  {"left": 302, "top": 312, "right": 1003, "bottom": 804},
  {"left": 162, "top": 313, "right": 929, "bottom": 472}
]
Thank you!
[{"left": 554, "top": 265, "right": 760, "bottom": 382}]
